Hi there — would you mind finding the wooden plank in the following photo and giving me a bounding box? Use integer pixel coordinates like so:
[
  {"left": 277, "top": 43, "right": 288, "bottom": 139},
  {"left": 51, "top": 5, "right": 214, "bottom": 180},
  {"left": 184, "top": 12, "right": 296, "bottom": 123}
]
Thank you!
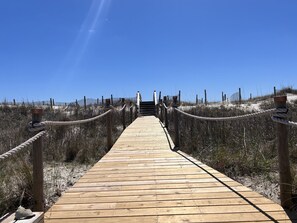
[
  {"left": 50, "top": 198, "right": 277, "bottom": 211},
  {"left": 158, "top": 212, "right": 292, "bottom": 222},
  {"left": 75, "top": 177, "right": 234, "bottom": 185},
  {"left": 79, "top": 170, "right": 221, "bottom": 179},
  {"left": 65, "top": 185, "right": 251, "bottom": 195},
  {"left": 45, "top": 216, "right": 157, "bottom": 223},
  {"left": 46, "top": 206, "right": 289, "bottom": 218},
  {"left": 73, "top": 181, "right": 239, "bottom": 190},
  {"left": 56, "top": 191, "right": 265, "bottom": 205},
  {"left": 78, "top": 175, "right": 230, "bottom": 183}
]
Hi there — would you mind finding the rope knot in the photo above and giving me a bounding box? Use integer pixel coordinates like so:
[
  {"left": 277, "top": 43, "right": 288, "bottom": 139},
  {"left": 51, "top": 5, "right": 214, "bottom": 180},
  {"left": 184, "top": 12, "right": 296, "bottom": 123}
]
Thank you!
[
  {"left": 273, "top": 107, "right": 288, "bottom": 119},
  {"left": 28, "top": 121, "right": 46, "bottom": 132},
  {"left": 271, "top": 107, "right": 290, "bottom": 125}
]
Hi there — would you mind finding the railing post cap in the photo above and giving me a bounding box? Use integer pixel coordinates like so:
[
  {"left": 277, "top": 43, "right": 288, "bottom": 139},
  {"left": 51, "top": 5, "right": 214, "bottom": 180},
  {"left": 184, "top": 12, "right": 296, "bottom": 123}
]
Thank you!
[
  {"left": 274, "top": 95, "right": 287, "bottom": 104},
  {"left": 31, "top": 108, "right": 43, "bottom": 115}
]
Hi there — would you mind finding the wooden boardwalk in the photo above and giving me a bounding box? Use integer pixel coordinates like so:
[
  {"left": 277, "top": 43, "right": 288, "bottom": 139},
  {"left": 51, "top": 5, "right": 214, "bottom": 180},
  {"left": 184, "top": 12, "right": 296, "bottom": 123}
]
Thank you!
[{"left": 45, "top": 116, "right": 293, "bottom": 222}]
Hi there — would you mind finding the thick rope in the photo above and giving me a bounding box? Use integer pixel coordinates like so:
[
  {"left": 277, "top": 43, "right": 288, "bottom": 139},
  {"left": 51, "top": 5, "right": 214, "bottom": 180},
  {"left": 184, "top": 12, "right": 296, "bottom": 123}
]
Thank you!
[
  {"left": 271, "top": 117, "right": 297, "bottom": 127},
  {"left": 164, "top": 105, "right": 173, "bottom": 111},
  {"left": 175, "top": 106, "right": 296, "bottom": 127},
  {"left": 119, "top": 104, "right": 126, "bottom": 112},
  {"left": 271, "top": 107, "right": 297, "bottom": 127},
  {"left": 129, "top": 104, "right": 134, "bottom": 110},
  {"left": 0, "top": 131, "right": 46, "bottom": 161},
  {"left": 42, "top": 109, "right": 111, "bottom": 126},
  {"left": 175, "top": 108, "right": 276, "bottom": 121}
]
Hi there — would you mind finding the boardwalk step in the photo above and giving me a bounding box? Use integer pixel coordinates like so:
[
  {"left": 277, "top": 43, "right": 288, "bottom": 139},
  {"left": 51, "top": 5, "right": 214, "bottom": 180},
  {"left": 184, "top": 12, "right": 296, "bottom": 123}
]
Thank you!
[{"left": 139, "top": 101, "right": 156, "bottom": 116}]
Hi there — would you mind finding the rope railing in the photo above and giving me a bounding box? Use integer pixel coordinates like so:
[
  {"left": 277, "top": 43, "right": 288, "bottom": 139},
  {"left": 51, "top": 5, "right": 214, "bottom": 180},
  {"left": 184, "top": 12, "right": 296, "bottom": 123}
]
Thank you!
[
  {"left": 129, "top": 104, "right": 134, "bottom": 110},
  {"left": 176, "top": 107, "right": 276, "bottom": 121},
  {"left": 271, "top": 116, "right": 297, "bottom": 127},
  {"left": 119, "top": 103, "right": 127, "bottom": 130},
  {"left": 28, "top": 104, "right": 133, "bottom": 130},
  {"left": 41, "top": 109, "right": 111, "bottom": 127},
  {"left": 0, "top": 131, "right": 46, "bottom": 161},
  {"left": 157, "top": 95, "right": 295, "bottom": 209},
  {"left": 129, "top": 103, "right": 137, "bottom": 122},
  {"left": 118, "top": 104, "right": 127, "bottom": 112},
  {"left": 0, "top": 97, "right": 139, "bottom": 212},
  {"left": 159, "top": 102, "right": 296, "bottom": 127}
]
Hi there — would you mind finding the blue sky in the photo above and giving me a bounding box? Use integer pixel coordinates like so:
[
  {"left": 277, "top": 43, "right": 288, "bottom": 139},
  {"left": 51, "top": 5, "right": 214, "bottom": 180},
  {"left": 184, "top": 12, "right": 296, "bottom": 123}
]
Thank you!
[{"left": 0, "top": 0, "right": 296, "bottom": 102}]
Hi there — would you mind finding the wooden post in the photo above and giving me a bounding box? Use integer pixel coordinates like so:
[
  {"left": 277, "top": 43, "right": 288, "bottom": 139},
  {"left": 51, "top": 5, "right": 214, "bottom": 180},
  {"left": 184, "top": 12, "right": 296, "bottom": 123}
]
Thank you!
[
  {"left": 163, "top": 96, "right": 168, "bottom": 129},
  {"left": 121, "top": 98, "right": 126, "bottom": 130},
  {"left": 274, "top": 96, "right": 292, "bottom": 209},
  {"left": 105, "top": 99, "right": 112, "bottom": 150},
  {"left": 274, "top": 86, "right": 277, "bottom": 96},
  {"left": 31, "top": 108, "right": 44, "bottom": 211},
  {"left": 160, "top": 99, "right": 163, "bottom": 122},
  {"left": 84, "top": 96, "right": 87, "bottom": 110},
  {"left": 178, "top": 90, "right": 181, "bottom": 105},
  {"left": 239, "top": 88, "right": 242, "bottom": 104},
  {"left": 204, "top": 89, "right": 207, "bottom": 105},
  {"left": 135, "top": 105, "right": 138, "bottom": 120},
  {"left": 130, "top": 102, "right": 133, "bottom": 124},
  {"left": 173, "top": 96, "right": 179, "bottom": 147}
]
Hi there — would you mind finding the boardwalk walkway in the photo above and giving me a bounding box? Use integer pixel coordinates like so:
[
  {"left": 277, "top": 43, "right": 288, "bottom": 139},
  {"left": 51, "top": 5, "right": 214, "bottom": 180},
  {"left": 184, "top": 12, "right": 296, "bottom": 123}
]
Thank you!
[{"left": 45, "top": 116, "right": 292, "bottom": 222}]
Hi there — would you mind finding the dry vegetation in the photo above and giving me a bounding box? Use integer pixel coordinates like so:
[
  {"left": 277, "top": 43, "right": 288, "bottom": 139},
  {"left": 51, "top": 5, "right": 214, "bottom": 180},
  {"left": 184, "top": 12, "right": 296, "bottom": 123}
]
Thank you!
[
  {"left": 167, "top": 94, "right": 297, "bottom": 205},
  {"left": 1, "top": 90, "right": 297, "bottom": 216},
  {"left": 0, "top": 104, "right": 131, "bottom": 217}
]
